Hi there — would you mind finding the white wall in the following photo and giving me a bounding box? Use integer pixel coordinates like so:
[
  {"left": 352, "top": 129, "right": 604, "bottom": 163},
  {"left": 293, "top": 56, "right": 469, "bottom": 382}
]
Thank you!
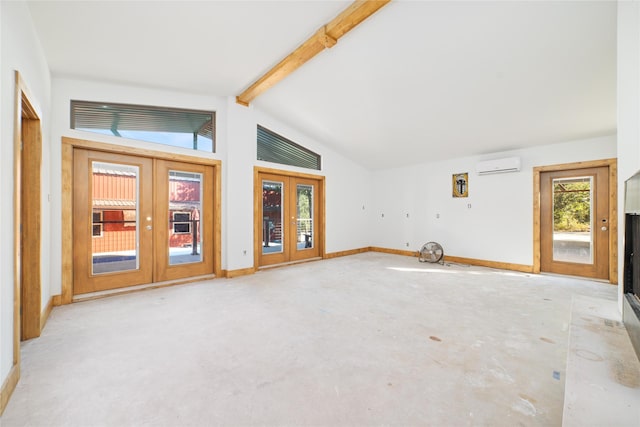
[
  {"left": 0, "top": 0, "right": 51, "bottom": 386},
  {"left": 370, "top": 135, "right": 616, "bottom": 266},
  {"left": 49, "top": 78, "right": 372, "bottom": 288},
  {"left": 617, "top": 1, "right": 640, "bottom": 303},
  {"left": 49, "top": 78, "right": 227, "bottom": 295},
  {"left": 198, "top": 97, "right": 372, "bottom": 271},
  {"left": 253, "top": 110, "right": 372, "bottom": 256}
]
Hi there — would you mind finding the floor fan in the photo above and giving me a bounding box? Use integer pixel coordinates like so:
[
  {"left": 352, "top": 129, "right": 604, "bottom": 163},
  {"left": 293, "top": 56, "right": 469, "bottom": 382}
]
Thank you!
[{"left": 418, "top": 242, "right": 444, "bottom": 264}]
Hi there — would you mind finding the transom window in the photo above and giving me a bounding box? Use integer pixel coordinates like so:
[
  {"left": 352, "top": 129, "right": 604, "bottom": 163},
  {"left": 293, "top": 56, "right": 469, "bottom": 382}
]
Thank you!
[
  {"left": 71, "top": 100, "right": 215, "bottom": 152},
  {"left": 257, "top": 125, "right": 321, "bottom": 170}
]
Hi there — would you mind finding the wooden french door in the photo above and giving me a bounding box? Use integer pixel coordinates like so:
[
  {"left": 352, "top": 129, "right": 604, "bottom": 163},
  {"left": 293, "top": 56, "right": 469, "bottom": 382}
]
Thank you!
[
  {"left": 257, "top": 171, "right": 322, "bottom": 267},
  {"left": 154, "top": 159, "right": 214, "bottom": 281},
  {"left": 73, "top": 149, "right": 214, "bottom": 294},
  {"left": 540, "top": 167, "right": 609, "bottom": 279}
]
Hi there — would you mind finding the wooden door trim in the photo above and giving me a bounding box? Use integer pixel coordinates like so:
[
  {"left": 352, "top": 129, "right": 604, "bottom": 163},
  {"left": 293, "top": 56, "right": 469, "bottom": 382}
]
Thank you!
[
  {"left": 6, "top": 72, "right": 43, "bottom": 414},
  {"left": 533, "top": 158, "right": 617, "bottom": 283},
  {"left": 62, "top": 137, "right": 222, "bottom": 166},
  {"left": 254, "top": 166, "right": 326, "bottom": 270},
  {"left": 14, "top": 71, "right": 43, "bottom": 345},
  {"left": 61, "top": 138, "right": 222, "bottom": 304}
]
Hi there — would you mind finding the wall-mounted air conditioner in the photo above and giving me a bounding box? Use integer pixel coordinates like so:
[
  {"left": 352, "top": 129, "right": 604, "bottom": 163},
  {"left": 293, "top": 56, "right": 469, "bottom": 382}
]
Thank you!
[{"left": 476, "top": 157, "right": 521, "bottom": 175}]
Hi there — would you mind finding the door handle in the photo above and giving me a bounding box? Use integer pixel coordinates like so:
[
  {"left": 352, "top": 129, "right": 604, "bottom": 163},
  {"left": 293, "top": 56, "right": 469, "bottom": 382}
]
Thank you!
[
  {"left": 146, "top": 225, "right": 152, "bottom": 230},
  {"left": 601, "top": 226, "right": 608, "bottom": 231}
]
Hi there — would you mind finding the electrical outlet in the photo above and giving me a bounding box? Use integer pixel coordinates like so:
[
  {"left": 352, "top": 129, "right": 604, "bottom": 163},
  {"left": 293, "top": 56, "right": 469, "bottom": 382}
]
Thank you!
[
  {"left": 436, "top": 213, "right": 440, "bottom": 219},
  {"left": 405, "top": 242, "right": 410, "bottom": 247}
]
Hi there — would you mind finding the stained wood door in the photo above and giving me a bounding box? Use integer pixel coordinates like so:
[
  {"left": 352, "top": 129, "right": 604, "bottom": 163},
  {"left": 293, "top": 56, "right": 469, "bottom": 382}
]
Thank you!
[
  {"left": 73, "top": 150, "right": 215, "bottom": 294},
  {"left": 540, "top": 167, "right": 609, "bottom": 279},
  {"left": 258, "top": 173, "right": 321, "bottom": 267},
  {"left": 73, "top": 149, "right": 154, "bottom": 294},
  {"left": 289, "top": 177, "right": 320, "bottom": 262},
  {"left": 154, "top": 159, "right": 214, "bottom": 282}
]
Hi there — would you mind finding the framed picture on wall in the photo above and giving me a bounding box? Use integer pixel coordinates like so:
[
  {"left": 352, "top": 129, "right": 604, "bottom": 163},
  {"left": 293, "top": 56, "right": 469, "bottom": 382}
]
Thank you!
[{"left": 452, "top": 172, "right": 469, "bottom": 198}]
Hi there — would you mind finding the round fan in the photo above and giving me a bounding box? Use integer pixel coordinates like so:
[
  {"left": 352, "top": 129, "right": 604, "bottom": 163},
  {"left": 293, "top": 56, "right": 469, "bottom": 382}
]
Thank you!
[{"left": 418, "top": 242, "right": 444, "bottom": 264}]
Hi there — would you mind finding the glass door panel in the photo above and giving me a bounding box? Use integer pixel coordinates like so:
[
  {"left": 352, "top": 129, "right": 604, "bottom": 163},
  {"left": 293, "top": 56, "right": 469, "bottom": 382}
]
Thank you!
[
  {"left": 168, "top": 170, "right": 203, "bottom": 265},
  {"left": 289, "top": 178, "right": 320, "bottom": 261},
  {"left": 296, "top": 184, "right": 314, "bottom": 250},
  {"left": 259, "top": 175, "right": 288, "bottom": 266},
  {"left": 263, "top": 180, "right": 284, "bottom": 255},
  {"left": 91, "top": 161, "right": 140, "bottom": 275},
  {"left": 552, "top": 176, "right": 593, "bottom": 264}
]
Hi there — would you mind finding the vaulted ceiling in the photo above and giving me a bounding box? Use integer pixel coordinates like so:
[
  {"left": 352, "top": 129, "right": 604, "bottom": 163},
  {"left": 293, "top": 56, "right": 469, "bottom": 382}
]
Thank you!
[{"left": 27, "top": 0, "right": 617, "bottom": 169}]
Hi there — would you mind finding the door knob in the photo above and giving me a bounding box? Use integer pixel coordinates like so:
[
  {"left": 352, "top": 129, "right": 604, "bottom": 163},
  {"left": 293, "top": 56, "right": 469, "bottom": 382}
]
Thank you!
[
  {"left": 146, "top": 225, "right": 152, "bottom": 230},
  {"left": 601, "top": 226, "right": 607, "bottom": 231}
]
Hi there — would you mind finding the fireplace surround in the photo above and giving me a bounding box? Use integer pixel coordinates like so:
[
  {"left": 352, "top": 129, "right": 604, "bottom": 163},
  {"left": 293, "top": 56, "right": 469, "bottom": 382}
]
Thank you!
[{"left": 623, "top": 171, "right": 640, "bottom": 361}]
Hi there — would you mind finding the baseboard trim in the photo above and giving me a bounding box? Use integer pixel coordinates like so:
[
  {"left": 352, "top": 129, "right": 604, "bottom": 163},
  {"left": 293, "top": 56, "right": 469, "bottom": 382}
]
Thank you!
[
  {"left": 52, "top": 295, "right": 62, "bottom": 306},
  {"left": 368, "top": 247, "right": 533, "bottom": 273},
  {"left": 224, "top": 267, "right": 256, "bottom": 278},
  {"left": 258, "top": 257, "right": 323, "bottom": 271},
  {"left": 0, "top": 364, "right": 20, "bottom": 416},
  {"left": 369, "top": 246, "right": 418, "bottom": 257},
  {"left": 443, "top": 255, "right": 534, "bottom": 273},
  {"left": 325, "top": 247, "right": 370, "bottom": 259}
]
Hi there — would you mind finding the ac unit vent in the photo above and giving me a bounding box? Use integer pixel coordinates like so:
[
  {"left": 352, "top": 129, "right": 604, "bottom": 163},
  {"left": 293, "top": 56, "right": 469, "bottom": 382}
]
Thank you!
[{"left": 476, "top": 157, "right": 521, "bottom": 175}]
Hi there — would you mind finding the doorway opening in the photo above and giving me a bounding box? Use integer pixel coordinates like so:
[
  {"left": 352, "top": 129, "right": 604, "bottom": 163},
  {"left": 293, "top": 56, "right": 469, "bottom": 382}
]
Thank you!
[
  {"left": 14, "top": 72, "right": 43, "bottom": 345},
  {"left": 254, "top": 167, "right": 325, "bottom": 268},
  {"left": 534, "top": 159, "right": 617, "bottom": 282}
]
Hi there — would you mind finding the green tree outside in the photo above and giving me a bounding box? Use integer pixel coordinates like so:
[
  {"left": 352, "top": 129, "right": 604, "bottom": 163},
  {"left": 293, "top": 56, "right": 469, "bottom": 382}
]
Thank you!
[{"left": 553, "top": 181, "right": 591, "bottom": 232}]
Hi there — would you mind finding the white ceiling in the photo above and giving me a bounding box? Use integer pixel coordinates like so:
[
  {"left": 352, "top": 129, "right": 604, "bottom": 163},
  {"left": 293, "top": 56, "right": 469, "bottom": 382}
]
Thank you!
[{"left": 27, "top": 0, "right": 617, "bottom": 169}]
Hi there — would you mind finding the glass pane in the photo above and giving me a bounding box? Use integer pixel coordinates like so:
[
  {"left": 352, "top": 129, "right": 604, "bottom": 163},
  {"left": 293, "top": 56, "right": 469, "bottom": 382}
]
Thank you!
[
  {"left": 71, "top": 101, "right": 215, "bottom": 152},
  {"left": 263, "top": 181, "right": 283, "bottom": 254},
  {"left": 297, "top": 184, "right": 314, "bottom": 250},
  {"left": 257, "top": 125, "right": 321, "bottom": 170},
  {"left": 552, "top": 176, "right": 593, "bottom": 264},
  {"left": 168, "top": 170, "right": 203, "bottom": 265},
  {"left": 91, "top": 161, "right": 139, "bottom": 274}
]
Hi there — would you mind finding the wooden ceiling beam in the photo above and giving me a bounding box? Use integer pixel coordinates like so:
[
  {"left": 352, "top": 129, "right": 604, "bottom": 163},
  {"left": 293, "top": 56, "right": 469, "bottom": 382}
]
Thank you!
[{"left": 236, "top": 0, "right": 391, "bottom": 107}]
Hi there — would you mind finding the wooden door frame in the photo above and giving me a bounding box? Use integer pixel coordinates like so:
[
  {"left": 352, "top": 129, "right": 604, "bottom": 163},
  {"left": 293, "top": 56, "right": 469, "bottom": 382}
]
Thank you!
[
  {"left": 253, "top": 166, "right": 326, "bottom": 269},
  {"left": 533, "top": 158, "right": 617, "bottom": 283},
  {"left": 61, "top": 137, "right": 222, "bottom": 304},
  {"left": 4, "top": 72, "right": 44, "bottom": 414},
  {"left": 14, "top": 72, "right": 43, "bottom": 342}
]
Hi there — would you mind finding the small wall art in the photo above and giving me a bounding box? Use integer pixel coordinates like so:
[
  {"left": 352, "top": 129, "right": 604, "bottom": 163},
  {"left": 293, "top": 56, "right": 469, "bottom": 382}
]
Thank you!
[{"left": 452, "top": 172, "right": 469, "bottom": 198}]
